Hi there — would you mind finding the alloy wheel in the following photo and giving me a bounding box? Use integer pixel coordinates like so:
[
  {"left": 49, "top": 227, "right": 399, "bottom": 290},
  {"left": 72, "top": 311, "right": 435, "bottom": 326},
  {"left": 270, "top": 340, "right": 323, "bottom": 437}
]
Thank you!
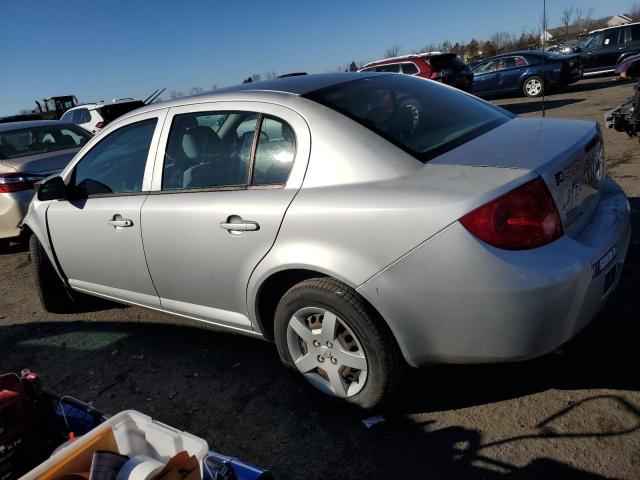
[{"left": 525, "top": 78, "right": 542, "bottom": 96}]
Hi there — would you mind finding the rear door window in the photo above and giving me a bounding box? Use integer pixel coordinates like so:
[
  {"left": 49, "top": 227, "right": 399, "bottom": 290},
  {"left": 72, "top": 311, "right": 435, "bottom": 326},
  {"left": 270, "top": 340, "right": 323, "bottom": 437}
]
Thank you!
[
  {"left": 162, "top": 111, "right": 258, "bottom": 190},
  {"left": 602, "top": 29, "right": 620, "bottom": 47},
  {"left": 375, "top": 64, "right": 401, "bottom": 73},
  {"left": 401, "top": 62, "right": 419, "bottom": 74}
]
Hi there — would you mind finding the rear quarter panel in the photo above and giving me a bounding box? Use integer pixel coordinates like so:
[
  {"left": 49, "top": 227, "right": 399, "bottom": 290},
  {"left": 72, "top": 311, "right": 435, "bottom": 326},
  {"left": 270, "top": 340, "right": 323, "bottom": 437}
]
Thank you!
[{"left": 247, "top": 98, "right": 533, "bottom": 328}]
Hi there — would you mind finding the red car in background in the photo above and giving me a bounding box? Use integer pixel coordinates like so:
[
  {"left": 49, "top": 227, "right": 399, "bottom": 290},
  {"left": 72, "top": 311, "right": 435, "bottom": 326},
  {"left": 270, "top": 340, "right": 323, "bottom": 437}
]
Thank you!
[{"left": 358, "top": 52, "right": 474, "bottom": 92}]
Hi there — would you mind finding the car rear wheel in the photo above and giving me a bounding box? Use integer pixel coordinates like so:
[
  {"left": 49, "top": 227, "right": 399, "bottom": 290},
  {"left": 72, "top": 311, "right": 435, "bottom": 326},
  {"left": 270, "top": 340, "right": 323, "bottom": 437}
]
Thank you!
[
  {"left": 523, "top": 76, "right": 544, "bottom": 97},
  {"left": 274, "top": 277, "right": 404, "bottom": 409},
  {"left": 0, "top": 238, "right": 9, "bottom": 252},
  {"left": 29, "top": 235, "right": 78, "bottom": 313}
]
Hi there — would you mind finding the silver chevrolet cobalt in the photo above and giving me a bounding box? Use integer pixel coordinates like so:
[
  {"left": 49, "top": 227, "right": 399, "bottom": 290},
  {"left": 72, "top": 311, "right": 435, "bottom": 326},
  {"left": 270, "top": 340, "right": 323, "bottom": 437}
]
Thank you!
[{"left": 24, "top": 73, "right": 630, "bottom": 408}]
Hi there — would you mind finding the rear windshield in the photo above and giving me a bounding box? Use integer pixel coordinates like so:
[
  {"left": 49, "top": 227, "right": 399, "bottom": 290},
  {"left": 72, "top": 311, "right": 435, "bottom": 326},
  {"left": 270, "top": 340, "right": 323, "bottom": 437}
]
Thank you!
[
  {"left": 304, "top": 75, "right": 512, "bottom": 162},
  {"left": 98, "top": 101, "right": 145, "bottom": 123},
  {"left": 0, "top": 124, "right": 91, "bottom": 159}
]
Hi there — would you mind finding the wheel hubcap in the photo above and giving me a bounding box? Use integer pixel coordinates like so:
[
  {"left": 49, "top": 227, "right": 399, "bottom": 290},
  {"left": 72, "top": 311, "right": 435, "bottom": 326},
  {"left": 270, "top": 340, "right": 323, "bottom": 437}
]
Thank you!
[
  {"left": 286, "top": 307, "right": 368, "bottom": 398},
  {"left": 527, "top": 79, "right": 542, "bottom": 95}
]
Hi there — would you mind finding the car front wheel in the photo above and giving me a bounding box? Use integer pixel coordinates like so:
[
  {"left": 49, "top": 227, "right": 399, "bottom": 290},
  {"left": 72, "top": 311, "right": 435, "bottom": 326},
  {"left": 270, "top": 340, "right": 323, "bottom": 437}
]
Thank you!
[
  {"left": 274, "top": 277, "right": 404, "bottom": 409},
  {"left": 523, "top": 76, "right": 544, "bottom": 97},
  {"left": 29, "top": 235, "right": 78, "bottom": 313}
]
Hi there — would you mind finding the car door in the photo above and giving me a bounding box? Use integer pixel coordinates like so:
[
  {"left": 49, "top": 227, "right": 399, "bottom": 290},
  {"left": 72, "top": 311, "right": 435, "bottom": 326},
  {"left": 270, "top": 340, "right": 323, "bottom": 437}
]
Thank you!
[
  {"left": 46, "top": 109, "right": 167, "bottom": 307},
  {"left": 494, "top": 56, "right": 524, "bottom": 91},
  {"left": 140, "top": 102, "right": 310, "bottom": 330},
  {"left": 595, "top": 28, "right": 623, "bottom": 70},
  {"left": 472, "top": 60, "right": 499, "bottom": 94},
  {"left": 580, "top": 32, "right": 603, "bottom": 72}
]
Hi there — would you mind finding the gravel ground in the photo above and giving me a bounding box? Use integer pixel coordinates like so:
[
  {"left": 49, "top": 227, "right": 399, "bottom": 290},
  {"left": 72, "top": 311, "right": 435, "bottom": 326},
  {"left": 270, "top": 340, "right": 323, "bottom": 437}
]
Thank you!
[{"left": 1, "top": 77, "right": 639, "bottom": 479}]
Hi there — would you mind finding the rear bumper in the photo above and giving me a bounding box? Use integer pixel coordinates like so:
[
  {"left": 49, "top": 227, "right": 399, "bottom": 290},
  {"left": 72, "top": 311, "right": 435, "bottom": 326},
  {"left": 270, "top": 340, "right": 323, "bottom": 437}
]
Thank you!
[
  {"left": 358, "top": 176, "right": 630, "bottom": 367},
  {"left": 0, "top": 189, "right": 34, "bottom": 239}
]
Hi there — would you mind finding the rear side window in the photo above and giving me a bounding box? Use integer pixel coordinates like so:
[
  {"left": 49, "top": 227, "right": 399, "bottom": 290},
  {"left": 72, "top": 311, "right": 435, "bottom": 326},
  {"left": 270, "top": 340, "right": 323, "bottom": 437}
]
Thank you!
[
  {"left": 77, "top": 108, "right": 91, "bottom": 123},
  {"left": 305, "top": 75, "right": 511, "bottom": 162},
  {"left": 252, "top": 117, "right": 295, "bottom": 185},
  {"left": 401, "top": 62, "right": 419, "bottom": 75},
  {"left": 375, "top": 64, "right": 401, "bottom": 73},
  {"left": 73, "top": 119, "right": 157, "bottom": 196},
  {"left": 60, "top": 110, "right": 76, "bottom": 123},
  {"left": 602, "top": 29, "right": 620, "bottom": 47}
]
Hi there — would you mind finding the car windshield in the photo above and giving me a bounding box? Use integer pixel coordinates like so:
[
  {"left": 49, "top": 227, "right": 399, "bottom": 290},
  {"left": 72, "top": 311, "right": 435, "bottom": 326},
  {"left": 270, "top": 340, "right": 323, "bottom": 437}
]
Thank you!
[
  {"left": 305, "top": 75, "right": 512, "bottom": 162},
  {"left": 0, "top": 124, "right": 91, "bottom": 159}
]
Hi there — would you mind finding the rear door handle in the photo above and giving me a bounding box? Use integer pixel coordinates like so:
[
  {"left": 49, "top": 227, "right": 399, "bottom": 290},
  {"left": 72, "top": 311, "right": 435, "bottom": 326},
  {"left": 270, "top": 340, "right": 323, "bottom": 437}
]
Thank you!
[{"left": 220, "top": 218, "right": 260, "bottom": 232}]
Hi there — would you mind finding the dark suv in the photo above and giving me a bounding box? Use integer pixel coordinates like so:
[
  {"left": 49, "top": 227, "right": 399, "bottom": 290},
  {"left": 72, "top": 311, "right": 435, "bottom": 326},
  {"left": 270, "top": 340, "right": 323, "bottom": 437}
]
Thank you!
[
  {"left": 358, "top": 53, "right": 474, "bottom": 92},
  {"left": 575, "top": 22, "right": 640, "bottom": 75}
]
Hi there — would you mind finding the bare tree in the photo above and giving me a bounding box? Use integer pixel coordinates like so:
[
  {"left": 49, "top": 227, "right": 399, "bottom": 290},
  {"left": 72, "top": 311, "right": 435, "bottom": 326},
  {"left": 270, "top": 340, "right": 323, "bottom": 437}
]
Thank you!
[
  {"left": 490, "top": 31, "right": 516, "bottom": 53},
  {"left": 264, "top": 71, "right": 279, "bottom": 80},
  {"left": 188, "top": 86, "right": 204, "bottom": 96},
  {"left": 630, "top": 3, "right": 640, "bottom": 20},
  {"left": 562, "top": 7, "right": 574, "bottom": 37},
  {"left": 575, "top": 6, "right": 594, "bottom": 32},
  {"left": 211, "top": 84, "right": 218, "bottom": 90},
  {"left": 385, "top": 45, "right": 401, "bottom": 57},
  {"left": 250, "top": 73, "right": 262, "bottom": 82},
  {"left": 168, "top": 89, "right": 185, "bottom": 99},
  {"left": 18, "top": 109, "right": 32, "bottom": 114}
]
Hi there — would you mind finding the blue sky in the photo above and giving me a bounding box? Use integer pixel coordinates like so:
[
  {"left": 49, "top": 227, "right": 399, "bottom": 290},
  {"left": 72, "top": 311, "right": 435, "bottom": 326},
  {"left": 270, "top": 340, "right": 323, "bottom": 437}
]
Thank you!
[{"left": 1, "top": 0, "right": 637, "bottom": 116}]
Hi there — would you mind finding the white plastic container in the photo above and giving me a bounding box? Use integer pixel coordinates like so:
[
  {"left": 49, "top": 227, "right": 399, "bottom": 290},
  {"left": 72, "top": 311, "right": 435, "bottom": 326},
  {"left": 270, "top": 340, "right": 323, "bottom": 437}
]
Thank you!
[{"left": 21, "top": 410, "right": 209, "bottom": 479}]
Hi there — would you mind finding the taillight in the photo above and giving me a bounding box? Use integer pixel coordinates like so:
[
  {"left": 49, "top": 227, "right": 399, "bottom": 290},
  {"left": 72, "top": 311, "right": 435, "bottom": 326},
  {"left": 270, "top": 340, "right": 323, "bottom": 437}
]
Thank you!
[
  {"left": 0, "top": 172, "right": 42, "bottom": 193},
  {"left": 460, "top": 177, "right": 563, "bottom": 250},
  {"left": 95, "top": 121, "right": 105, "bottom": 129}
]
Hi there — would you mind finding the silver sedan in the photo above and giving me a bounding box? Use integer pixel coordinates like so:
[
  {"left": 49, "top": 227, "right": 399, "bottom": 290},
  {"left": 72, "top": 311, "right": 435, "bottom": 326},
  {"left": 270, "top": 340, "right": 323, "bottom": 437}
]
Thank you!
[{"left": 23, "top": 73, "right": 630, "bottom": 408}]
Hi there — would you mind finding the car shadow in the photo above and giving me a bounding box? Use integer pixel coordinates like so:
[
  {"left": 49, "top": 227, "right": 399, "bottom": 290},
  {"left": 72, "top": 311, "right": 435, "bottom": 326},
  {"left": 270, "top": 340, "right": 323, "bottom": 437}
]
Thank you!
[
  {"left": 565, "top": 78, "right": 630, "bottom": 93},
  {"left": 499, "top": 98, "right": 584, "bottom": 115},
  {"left": 0, "top": 238, "right": 29, "bottom": 255},
  {"left": 2, "top": 320, "right": 633, "bottom": 479}
]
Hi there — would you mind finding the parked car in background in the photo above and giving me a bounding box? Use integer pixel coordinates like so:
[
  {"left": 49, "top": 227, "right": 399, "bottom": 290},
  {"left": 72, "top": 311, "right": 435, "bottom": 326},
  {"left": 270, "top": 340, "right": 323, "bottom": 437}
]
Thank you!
[
  {"left": 471, "top": 51, "right": 582, "bottom": 98},
  {"left": 359, "top": 53, "right": 474, "bottom": 92},
  {"left": 0, "top": 120, "right": 91, "bottom": 248},
  {"left": 24, "top": 73, "right": 629, "bottom": 408},
  {"left": 573, "top": 22, "right": 640, "bottom": 76},
  {"left": 61, "top": 99, "right": 145, "bottom": 134}
]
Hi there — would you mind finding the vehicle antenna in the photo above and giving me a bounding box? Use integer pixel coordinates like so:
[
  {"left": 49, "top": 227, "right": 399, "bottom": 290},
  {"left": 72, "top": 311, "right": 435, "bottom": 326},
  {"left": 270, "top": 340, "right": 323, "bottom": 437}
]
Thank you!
[
  {"left": 541, "top": 0, "right": 546, "bottom": 117},
  {"left": 143, "top": 89, "right": 160, "bottom": 104}
]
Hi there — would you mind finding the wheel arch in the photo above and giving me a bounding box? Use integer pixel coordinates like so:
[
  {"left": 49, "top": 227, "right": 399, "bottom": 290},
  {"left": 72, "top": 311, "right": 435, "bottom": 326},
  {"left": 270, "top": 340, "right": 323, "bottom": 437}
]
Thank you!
[{"left": 251, "top": 267, "right": 402, "bottom": 359}]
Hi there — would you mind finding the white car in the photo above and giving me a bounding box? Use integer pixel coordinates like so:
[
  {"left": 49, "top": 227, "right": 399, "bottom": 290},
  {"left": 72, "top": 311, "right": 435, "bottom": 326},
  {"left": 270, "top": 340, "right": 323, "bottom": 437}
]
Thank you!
[{"left": 60, "top": 99, "right": 145, "bottom": 134}]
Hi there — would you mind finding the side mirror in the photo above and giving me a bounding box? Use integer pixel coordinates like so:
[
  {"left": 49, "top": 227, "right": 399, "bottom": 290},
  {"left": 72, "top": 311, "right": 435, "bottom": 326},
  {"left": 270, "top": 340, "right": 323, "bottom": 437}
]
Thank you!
[
  {"left": 37, "top": 176, "right": 67, "bottom": 201},
  {"left": 572, "top": 47, "right": 582, "bottom": 53}
]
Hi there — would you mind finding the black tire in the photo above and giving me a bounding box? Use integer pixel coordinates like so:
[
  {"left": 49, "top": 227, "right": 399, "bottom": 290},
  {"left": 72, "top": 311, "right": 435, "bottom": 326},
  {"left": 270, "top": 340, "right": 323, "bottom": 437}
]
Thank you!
[
  {"left": 522, "top": 76, "right": 544, "bottom": 97},
  {"left": 274, "top": 277, "right": 404, "bottom": 409},
  {"left": 0, "top": 238, "right": 9, "bottom": 252},
  {"left": 29, "top": 235, "right": 77, "bottom": 313}
]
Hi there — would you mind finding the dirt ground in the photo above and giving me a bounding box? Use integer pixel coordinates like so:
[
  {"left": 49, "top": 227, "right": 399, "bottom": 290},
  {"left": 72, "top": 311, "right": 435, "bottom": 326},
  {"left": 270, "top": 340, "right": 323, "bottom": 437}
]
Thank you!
[{"left": 1, "top": 77, "right": 639, "bottom": 479}]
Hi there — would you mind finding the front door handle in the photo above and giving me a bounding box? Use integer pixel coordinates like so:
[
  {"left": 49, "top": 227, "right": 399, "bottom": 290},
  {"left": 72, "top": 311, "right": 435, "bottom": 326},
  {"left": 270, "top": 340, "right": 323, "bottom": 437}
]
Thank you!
[
  {"left": 220, "top": 217, "right": 260, "bottom": 232},
  {"left": 108, "top": 214, "right": 133, "bottom": 230}
]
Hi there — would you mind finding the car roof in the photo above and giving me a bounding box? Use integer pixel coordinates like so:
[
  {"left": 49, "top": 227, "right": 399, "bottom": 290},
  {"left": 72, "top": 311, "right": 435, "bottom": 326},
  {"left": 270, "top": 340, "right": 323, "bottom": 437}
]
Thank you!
[
  {"left": 589, "top": 21, "right": 640, "bottom": 34},
  {"left": 67, "top": 99, "right": 143, "bottom": 111},
  {"left": 115, "top": 72, "right": 387, "bottom": 119},
  {"left": 0, "top": 119, "right": 74, "bottom": 132},
  {"left": 360, "top": 53, "right": 453, "bottom": 69}
]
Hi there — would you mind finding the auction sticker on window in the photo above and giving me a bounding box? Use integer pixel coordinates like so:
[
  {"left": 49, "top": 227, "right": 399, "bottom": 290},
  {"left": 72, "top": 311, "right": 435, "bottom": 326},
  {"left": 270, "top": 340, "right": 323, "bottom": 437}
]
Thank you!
[{"left": 591, "top": 246, "right": 617, "bottom": 279}]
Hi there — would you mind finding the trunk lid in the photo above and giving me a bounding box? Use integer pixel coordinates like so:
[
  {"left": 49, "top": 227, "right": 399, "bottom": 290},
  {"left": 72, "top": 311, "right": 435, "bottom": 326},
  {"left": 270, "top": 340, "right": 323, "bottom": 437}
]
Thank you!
[
  {"left": 431, "top": 117, "right": 603, "bottom": 238},
  {"left": 0, "top": 148, "right": 79, "bottom": 175}
]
